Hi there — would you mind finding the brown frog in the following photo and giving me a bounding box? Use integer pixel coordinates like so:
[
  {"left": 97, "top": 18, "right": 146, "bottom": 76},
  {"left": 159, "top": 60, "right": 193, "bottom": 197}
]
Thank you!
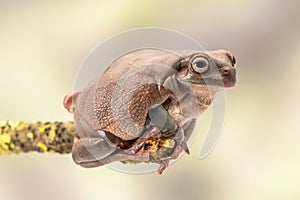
[{"left": 63, "top": 48, "right": 237, "bottom": 174}]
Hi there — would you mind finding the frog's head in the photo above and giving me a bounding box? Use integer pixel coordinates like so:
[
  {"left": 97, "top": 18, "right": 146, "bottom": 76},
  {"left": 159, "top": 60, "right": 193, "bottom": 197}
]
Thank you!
[{"left": 176, "top": 49, "right": 237, "bottom": 88}]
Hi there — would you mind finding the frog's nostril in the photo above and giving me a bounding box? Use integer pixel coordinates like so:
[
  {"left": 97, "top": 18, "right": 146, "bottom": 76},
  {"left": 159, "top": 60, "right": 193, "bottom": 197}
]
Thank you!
[{"left": 223, "top": 69, "right": 229, "bottom": 75}]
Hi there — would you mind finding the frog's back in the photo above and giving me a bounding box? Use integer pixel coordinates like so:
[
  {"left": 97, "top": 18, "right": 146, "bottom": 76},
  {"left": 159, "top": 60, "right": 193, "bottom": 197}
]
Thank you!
[
  {"left": 76, "top": 49, "right": 183, "bottom": 140},
  {"left": 100, "top": 48, "right": 182, "bottom": 83}
]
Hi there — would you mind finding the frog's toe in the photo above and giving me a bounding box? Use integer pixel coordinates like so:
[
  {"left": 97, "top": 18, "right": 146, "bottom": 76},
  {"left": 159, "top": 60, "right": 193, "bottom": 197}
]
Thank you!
[
  {"left": 157, "top": 160, "right": 169, "bottom": 174},
  {"left": 182, "top": 141, "right": 190, "bottom": 154},
  {"left": 171, "top": 140, "right": 189, "bottom": 159}
]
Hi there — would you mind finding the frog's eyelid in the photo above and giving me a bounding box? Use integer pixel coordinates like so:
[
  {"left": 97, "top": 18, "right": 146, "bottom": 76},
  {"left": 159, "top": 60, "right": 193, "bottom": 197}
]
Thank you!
[
  {"left": 178, "top": 58, "right": 190, "bottom": 67},
  {"left": 179, "top": 57, "right": 189, "bottom": 63}
]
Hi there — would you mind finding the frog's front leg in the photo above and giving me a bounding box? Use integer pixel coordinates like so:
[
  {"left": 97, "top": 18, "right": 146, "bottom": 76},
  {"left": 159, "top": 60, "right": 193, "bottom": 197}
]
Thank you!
[
  {"left": 157, "top": 119, "right": 196, "bottom": 174},
  {"left": 170, "top": 127, "right": 189, "bottom": 157},
  {"left": 148, "top": 105, "right": 190, "bottom": 157},
  {"left": 167, "top": 118, "right": 196, "bottom": 160},
  {"left": 155, "top": 127, "right": 189, "bottom": 174}
]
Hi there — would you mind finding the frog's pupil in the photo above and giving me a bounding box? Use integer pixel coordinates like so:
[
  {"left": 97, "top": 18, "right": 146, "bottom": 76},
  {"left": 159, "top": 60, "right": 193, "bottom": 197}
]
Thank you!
[{"left": 196, "top": 61, "right": 206, "bottom": 68}]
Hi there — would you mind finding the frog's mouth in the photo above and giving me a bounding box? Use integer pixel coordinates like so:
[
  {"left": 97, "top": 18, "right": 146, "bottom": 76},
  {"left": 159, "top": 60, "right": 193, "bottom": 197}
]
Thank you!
[
  {"left": 206, "top": 67, "right": 237, "bottom": 88},
  {"left": 183, "top": 76, "right": 236, "bottom": 88},
  {"left": 223, "top": 78, "right": 236, "bottom": 87}
]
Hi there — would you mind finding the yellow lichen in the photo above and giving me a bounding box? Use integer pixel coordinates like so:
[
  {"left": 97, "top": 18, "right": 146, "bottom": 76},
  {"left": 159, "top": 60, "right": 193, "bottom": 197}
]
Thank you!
[
  {"left": 37, "top": 142, "right": 48, "bottom": 152},
  {"left": 8, "top": 120, "right": 23, "bottom": 129},
  {"left": 160, "top": 138, "right": 175, "bottom": 148},
  {"left": 1, "top": 144, "right": 9, "bottom": 150},
  {"left": 0, "top": 133, "right": 11, "bottom": 144},
  {"left": 0, "top": 121, "right": 77, "bottom": 155},
  {"left": 10, "top": 143, "right": 15, "bottom": 150},
  {"left": 38, "top": 124, "right": 50, "bottom": 133},
  {"left": 48, "top": 129, "right": 56, "bottom": 142}
]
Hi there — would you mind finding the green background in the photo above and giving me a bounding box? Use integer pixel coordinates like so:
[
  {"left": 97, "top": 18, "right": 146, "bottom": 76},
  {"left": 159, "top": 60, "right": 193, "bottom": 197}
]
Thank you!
[{"left": 1, "top": 0, "right": 300, "bottom": 199}]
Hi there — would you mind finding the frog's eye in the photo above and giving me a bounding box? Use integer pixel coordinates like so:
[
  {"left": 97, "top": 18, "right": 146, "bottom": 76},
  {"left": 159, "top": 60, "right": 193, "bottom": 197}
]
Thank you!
[{"left": 191, "top": 56, "right": 210, "bottom": 74}]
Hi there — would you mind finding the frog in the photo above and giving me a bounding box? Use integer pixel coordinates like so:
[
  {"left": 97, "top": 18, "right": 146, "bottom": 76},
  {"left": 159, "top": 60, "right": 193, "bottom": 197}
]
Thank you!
[{"left": 63, "top": 48, "right": 237, "bottom": 174}]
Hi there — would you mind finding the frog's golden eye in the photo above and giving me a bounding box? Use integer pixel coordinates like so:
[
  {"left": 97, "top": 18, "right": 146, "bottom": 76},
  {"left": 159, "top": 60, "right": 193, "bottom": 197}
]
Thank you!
[{"left": 191, "top": 56, "right": 210, "bottom": 74}]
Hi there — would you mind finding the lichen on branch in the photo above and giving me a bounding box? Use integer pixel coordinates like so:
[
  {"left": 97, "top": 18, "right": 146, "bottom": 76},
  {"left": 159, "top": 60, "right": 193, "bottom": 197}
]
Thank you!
[{"left": 0, "top": 121, "right": 78, "bottom": 155}]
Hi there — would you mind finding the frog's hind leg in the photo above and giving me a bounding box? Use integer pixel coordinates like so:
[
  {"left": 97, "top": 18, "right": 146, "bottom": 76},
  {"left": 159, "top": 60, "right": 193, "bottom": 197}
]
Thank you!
[
  {"left": 80, "top": 126, "right": 162, "bottom": 169},
  {"left": 72, "top": 137, "right": 117, "bottom": 167},
  {"left": 78, "top": 149, "right": 150, "bottom": 168},
  {"left": 72, "top": 129, "right": 151, "bottom": 168}
]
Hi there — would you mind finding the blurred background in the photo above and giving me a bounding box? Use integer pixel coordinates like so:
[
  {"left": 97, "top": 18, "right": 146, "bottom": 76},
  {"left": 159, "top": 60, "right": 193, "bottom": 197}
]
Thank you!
[{"left": 0, "top": 0, "right": 300, "bottom": 199}]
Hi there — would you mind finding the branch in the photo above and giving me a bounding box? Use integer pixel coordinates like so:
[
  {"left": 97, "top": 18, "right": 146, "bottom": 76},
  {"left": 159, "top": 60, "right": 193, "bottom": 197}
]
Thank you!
[
  {"left": 0, "top": 120, "right": 176, "bottom": 165},
  {"left": 0, "top": 121, "right": 78, "bottom": 155}
]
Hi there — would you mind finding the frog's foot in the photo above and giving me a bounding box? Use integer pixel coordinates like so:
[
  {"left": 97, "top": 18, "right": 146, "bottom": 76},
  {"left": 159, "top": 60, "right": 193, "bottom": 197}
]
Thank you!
[
  {"left": 155, "top": 129, "right": 189, "bottom": 174},
  {"left": 156, "top": 143, "right": 189, "bottom": 175},
  {"left": 169, "top": 128, "right": 190, "bottom": 159},
  {"left": 171, "top": 141, "right": 189, "bottom": 159},
  {"left": 124, "top": 126, "right": 162, "bottom": 154}
]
